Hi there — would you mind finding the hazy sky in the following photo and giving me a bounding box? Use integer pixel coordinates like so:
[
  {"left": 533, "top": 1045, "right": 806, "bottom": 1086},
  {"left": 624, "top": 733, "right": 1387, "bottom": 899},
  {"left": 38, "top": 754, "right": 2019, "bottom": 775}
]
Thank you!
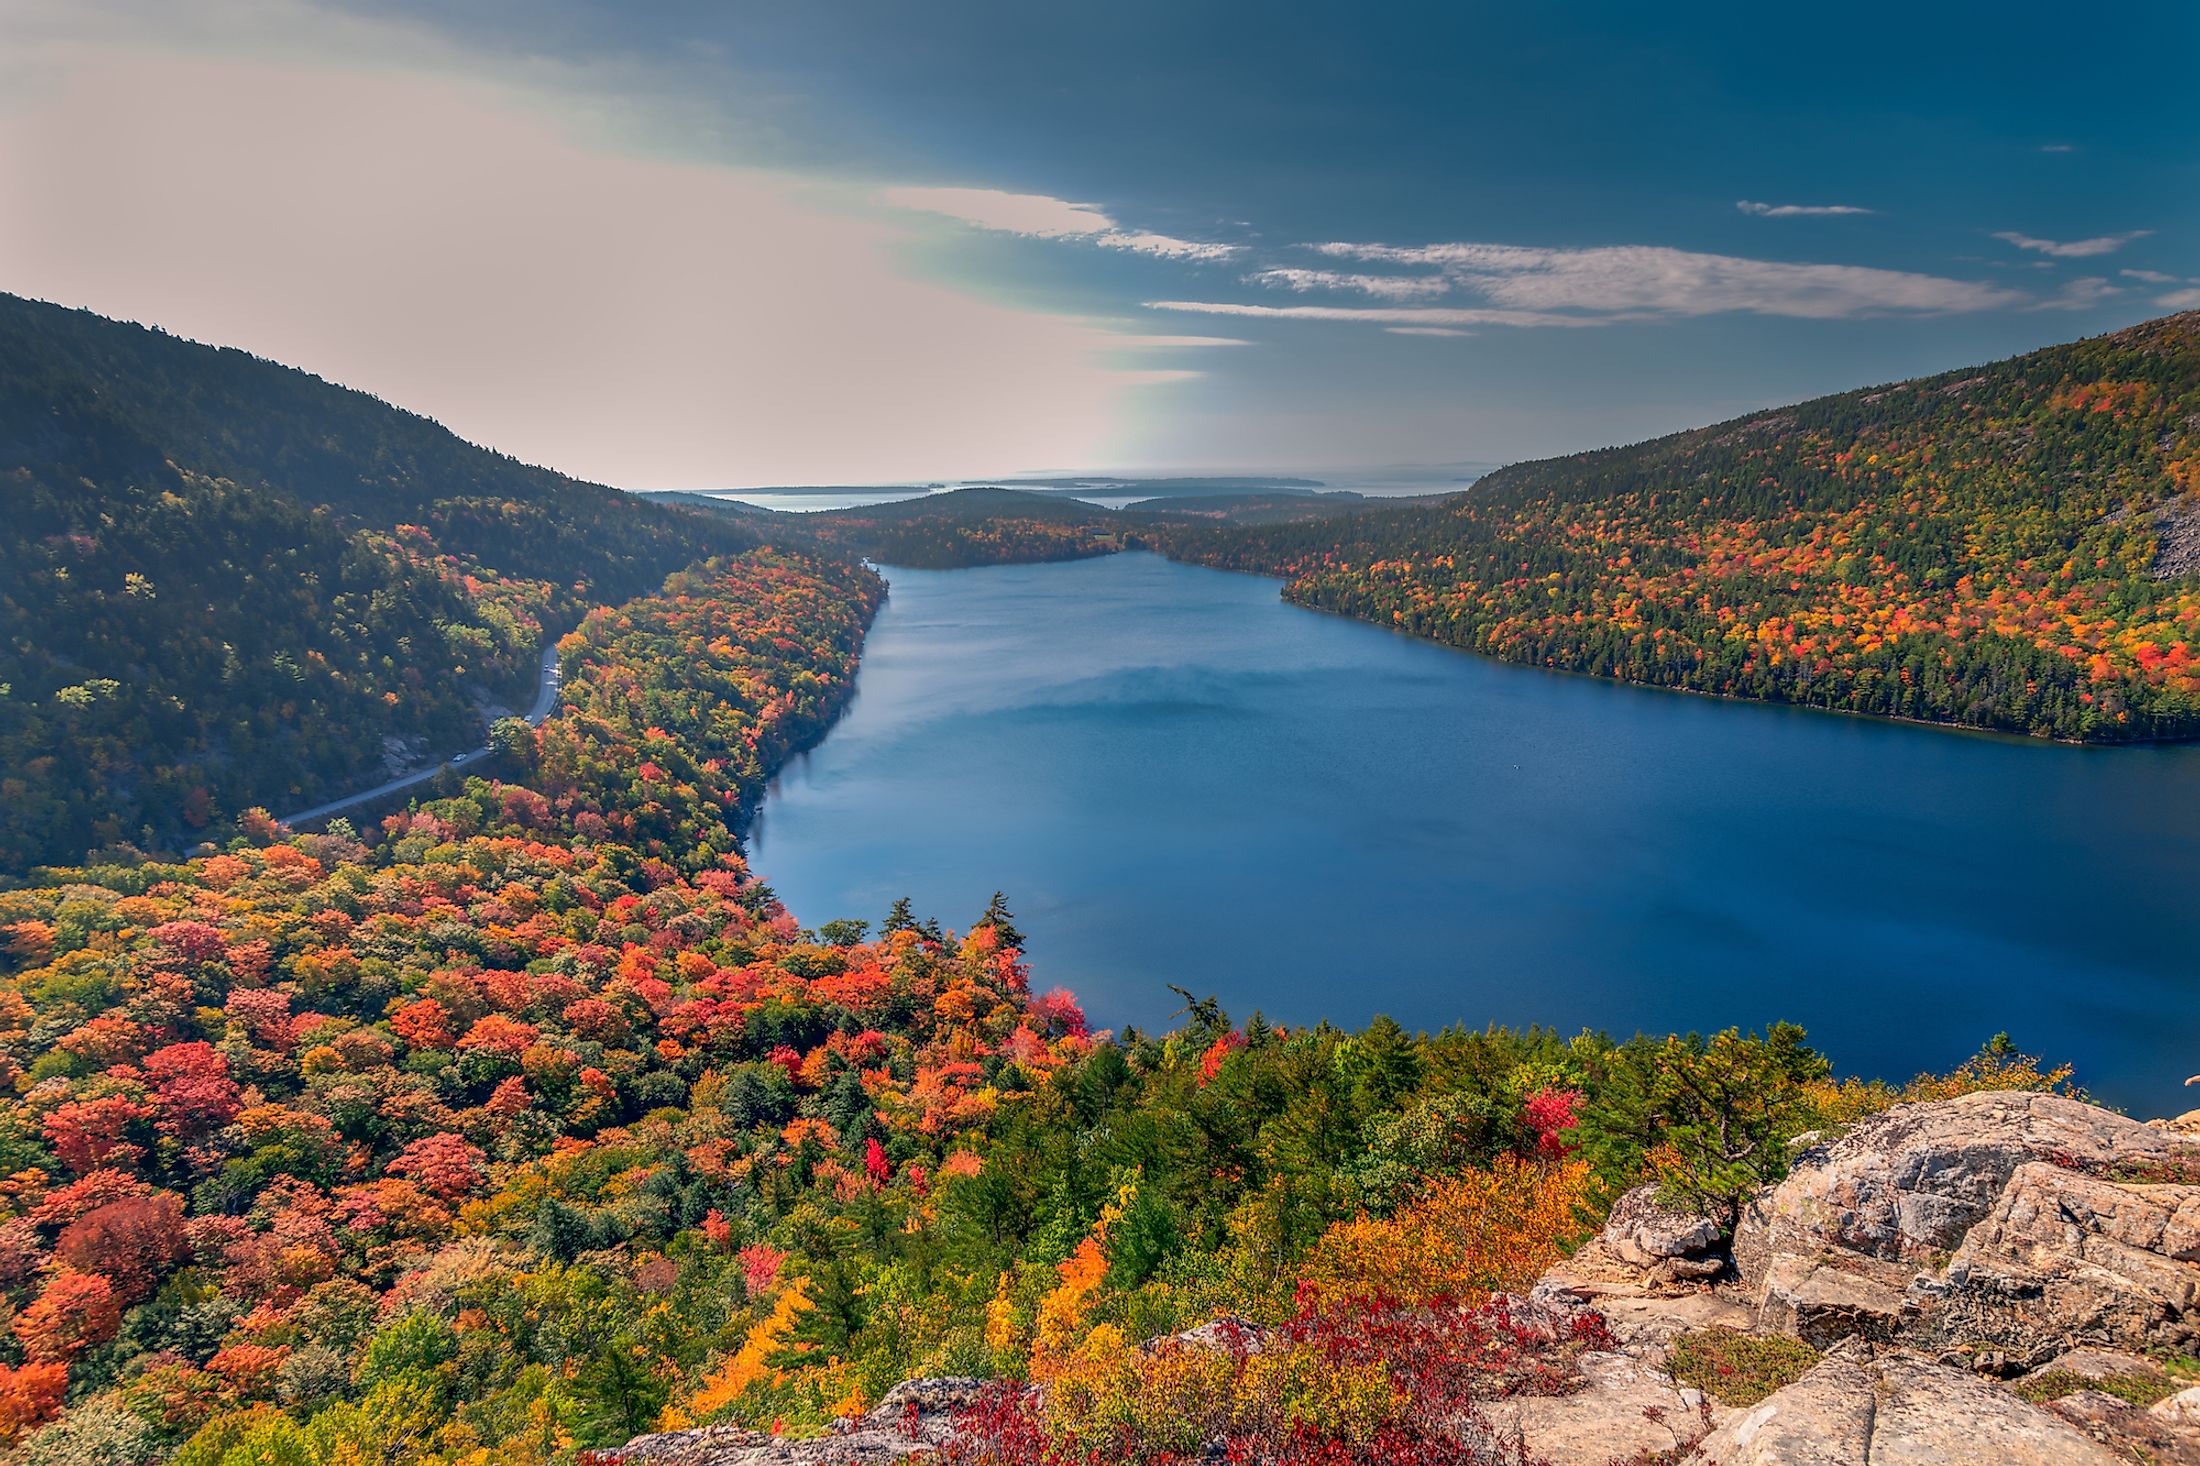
[{"left": 2, "top": 0, "right": 2195, "bottom": 486}]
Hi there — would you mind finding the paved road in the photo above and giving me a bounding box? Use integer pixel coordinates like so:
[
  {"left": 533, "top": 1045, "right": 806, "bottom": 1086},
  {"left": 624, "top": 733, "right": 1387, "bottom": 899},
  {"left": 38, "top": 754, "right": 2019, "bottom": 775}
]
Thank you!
[{"left": 277, "top": 643, "right": 562, "bottom": 828}]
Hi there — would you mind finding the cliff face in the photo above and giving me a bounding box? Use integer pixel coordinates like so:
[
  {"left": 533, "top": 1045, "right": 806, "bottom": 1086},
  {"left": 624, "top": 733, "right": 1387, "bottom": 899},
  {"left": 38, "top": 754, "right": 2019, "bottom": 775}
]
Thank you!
[{"left": 605, "top": 1090, "right": 2200, "bottom": 1466}]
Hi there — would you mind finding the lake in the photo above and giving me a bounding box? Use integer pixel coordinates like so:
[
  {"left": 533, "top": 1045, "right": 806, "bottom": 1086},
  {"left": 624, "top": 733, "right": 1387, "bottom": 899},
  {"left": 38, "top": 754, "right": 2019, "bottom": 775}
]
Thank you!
[{"left": 750, "top": 552, "right": 2200, "bottom": 1115}]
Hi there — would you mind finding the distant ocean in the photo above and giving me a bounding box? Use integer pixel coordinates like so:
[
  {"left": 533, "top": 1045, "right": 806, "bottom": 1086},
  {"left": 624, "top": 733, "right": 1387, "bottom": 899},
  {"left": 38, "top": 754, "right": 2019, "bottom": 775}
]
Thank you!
[{"left": 675, "top": 463, "right": 1500, "bottom": 514}]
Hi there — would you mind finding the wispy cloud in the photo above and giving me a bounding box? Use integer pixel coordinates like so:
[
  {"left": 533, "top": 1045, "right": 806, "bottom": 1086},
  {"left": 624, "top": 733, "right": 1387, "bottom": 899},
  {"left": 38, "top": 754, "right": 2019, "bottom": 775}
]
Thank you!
[
  {"left": 1094, "top": 231, "right": 1237, "bottom": 262},
  {"left": 2040, "top": 144, "right": 2077, "bottom": 154},
  {"left": 1384, "top": 326, "right": 1470, "bottom": 337},
  {"left": 1288, "top": 240, "right": 2025, "bottom": 320},
  {"left": 1248, "top": 267, "right": 1451, "bottom": 301},
  {"left": 1105, "top": 333, "right": 1251, "bottom": 348},
  {"left": 1143, "top": 302, "right": 1610, "bottom": 329},
  {"left": 879, "top": 185, "right": 1237, "bottom": 260},
  {"left": 1992, "top": 229, "right": 2152, "bottom": 259},
  {"left": 2032, "top": 276, "right": 2123, "bottom": 311},
  {"left": 879, "top": 186, "right": 1112, "bottom": 238},
  {"left": 2121, "top": 268, "right": 2178, "bottom": 285},
  {"left": 2160, "top": 288, "right": 2200, "bottom": 311},
  {"left": 1736, "top": 200, "right": 1873, "bottom": 217}
]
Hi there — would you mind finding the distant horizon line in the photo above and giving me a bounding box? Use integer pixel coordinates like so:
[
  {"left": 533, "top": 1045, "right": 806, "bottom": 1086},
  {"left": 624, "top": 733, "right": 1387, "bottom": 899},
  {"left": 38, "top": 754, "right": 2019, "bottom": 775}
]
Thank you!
[{"left": 630, "top": 462, "right": 1508, "bottom": 495}]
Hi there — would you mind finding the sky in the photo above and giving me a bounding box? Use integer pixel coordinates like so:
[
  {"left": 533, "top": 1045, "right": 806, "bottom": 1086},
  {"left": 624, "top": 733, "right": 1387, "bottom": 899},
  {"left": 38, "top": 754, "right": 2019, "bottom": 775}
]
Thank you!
[{"left": 1, "top": 0, "right": 2195, "bottom": 487}]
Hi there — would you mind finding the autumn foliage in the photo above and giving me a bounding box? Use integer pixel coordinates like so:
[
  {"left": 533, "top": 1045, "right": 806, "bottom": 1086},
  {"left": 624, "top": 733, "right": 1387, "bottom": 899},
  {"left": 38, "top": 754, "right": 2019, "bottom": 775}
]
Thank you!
[
  {"left": 1155, "top": 312, "right": 2200, "bottom": 740},
  {"left": 0, "top": 542, "right": 2074, "bottom": 1465}
]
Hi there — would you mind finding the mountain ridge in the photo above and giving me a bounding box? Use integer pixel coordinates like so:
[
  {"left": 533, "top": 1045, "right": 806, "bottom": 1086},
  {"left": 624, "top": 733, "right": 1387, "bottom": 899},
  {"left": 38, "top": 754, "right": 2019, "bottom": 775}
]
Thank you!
[{"left": 0, "top": 292, "right": 748, "bottom": 874}]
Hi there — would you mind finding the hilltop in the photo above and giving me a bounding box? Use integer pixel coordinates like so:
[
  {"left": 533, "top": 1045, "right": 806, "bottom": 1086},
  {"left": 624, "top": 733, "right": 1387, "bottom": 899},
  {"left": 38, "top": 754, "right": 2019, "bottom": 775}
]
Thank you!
[
  {"left": 0, "top": 295, "right": 750, "bottom": 875},
  {"left": 1158, "top": 313, "right": 2200, "bottom": 741}
]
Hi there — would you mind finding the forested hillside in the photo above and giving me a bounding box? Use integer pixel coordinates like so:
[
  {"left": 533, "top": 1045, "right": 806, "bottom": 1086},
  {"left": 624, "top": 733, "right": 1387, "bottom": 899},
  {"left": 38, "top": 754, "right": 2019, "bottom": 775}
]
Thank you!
[
  {"left": 0, "top": 545, "right": 2065, "bottom": 1466},
  {"left": 0, "top": 295, "right": 752, "bottom": 876},
  {"left": 1158, "top": 313, "right": 2200, "bottom": 741},
  {"left": 805, "top": 489, "right": 1124, "bottom": 568}
]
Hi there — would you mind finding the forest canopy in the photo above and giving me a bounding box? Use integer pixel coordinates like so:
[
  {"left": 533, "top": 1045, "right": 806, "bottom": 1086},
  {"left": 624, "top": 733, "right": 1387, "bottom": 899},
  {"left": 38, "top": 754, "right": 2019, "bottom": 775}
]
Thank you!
[
  {"left": 0, "top": 293, "right": 752, "bottom": 875},
  {"left": 1153, "top": 312, "right": 2200, "bottom": 742},
  {"left": 0, "top": 541, "right": 2074, "bottom": 1466}
]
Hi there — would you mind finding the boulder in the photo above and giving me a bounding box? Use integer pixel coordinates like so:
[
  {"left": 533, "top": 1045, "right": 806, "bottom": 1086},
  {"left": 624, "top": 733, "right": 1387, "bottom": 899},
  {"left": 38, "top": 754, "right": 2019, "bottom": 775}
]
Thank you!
[
  {"left": 596, "top": 1377, "right": 992, "bottom": 1465},
  {"left": 1929, "top": 1160, "right": 2200, "bottom": 1350},
  {"left": 1730, "top": 1092, "right": 2200, "bottom": 1357},
  {"left": 1149, "top": 1315, "right": 1270, "bottom": 1355},
  {"left": 1733, "top": 1093, "right": 2182, "bottom": 1286},
  {"left": 1531, "top": 1182, "right": 1744, "bottom": 1356},
  {"left": 2159, "top": 1386, "right": 2200, "bottom": 1430},
  {"left": 1562, "top": 1283, "right": 1756, "bottom": 1357},
  {"left": 1681, "top": 1346, "right": 2125, "bottom": 1465},
  {"left": 1600, "top": 1183, "right": 1726, "bottom": 1280},
  {"left": 2050, "top": 1389, "right": 2200, "bottom": 1466},
  {"left": 1751, "top": 1249, "right": 1916, "bottom": 1347},
  {"left": 1490, "top": 1349, "right": 1719, "bottom": 1466},
  {"left": 2035, "top": 1346, "right": 2171, "bottom": 1384},
  {"left": 2151, "top": 1108, "right": 2200, "bottom": 1137}
]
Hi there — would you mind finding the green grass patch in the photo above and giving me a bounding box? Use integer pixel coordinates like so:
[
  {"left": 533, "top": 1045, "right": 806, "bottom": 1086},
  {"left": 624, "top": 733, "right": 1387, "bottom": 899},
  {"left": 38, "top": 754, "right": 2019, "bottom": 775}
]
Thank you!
[
  {"left": 1667, "top": 1329, "right": 1821, "bottom": 1406},
  {"left": 2014, "top": 1368, "right": 2180, "bottom": 1407}
]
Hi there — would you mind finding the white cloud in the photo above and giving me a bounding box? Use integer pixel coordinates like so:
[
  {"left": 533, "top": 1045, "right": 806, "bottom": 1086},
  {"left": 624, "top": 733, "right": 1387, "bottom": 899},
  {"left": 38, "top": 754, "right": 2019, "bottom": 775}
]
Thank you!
[
  {"left": 1304, "top": 240, "right": 2024, "bottom": 320},
  {"left": 878, "top": 184, "right": 1237, "bottom": 261},
  {"left": 2159, "top": 288, "right": 2200, "bottom": 311},
  {"left": 1736, "top": 200, "right": 1874, "bottom": 217},
  {"left": 1992, "top": 229, "right": 2153, "bottom": 259},
  {"left": 1249, "top": 267, "right": 1451, "bottom": 301},
  {"left": 1144, "top": 302, "right": 1610, "bottom": 329},
  {"left": 877, "top": 185, "right": 1112, "bottom": 238},
  {"left": 1384, "top": 326, "right": 1470, "bottom": 337},
  {"left": 2121, "top": 269, "right": 2178, "bottom": 285},
  {"left": 2032, "top": 276, "right": 2123, "bottom": 311},
  {"left": 1105, "top": 334, "right": 1251, "bottom": 348},
  {"left": 1094, "top": 231, "right": 1238, "bottom": 262}
]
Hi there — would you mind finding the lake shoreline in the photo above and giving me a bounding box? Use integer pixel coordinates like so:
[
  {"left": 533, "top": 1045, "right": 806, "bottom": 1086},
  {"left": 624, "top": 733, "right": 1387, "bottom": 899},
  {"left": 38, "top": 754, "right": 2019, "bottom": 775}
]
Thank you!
[
  {"left": 1073, "top": 544, "right": 2195, "bottom": 751},
  {"left": 753, "top": 552, "right": 2200, "bottom": 1117}
]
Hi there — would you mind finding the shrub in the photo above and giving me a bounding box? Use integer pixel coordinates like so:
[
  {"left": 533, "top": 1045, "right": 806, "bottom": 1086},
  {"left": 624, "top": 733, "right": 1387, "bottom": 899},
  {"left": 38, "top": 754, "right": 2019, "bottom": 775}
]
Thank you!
[
  {"left": 1666, "top": 1328, "right": 1820, "bottom": 1406},
  {"left": 2014, "top": 1367, "right": 2180, "bottom": 1407},
  {"left": 1299, "top": 1157, "right": 1593, "bottom": 1309}
]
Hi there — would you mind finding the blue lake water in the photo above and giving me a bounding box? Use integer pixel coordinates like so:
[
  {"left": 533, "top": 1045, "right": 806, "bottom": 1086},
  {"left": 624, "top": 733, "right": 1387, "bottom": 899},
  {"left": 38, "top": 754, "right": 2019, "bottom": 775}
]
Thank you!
[{"left": 750, "top": 552, "right": 2200, "bottom": 1115}]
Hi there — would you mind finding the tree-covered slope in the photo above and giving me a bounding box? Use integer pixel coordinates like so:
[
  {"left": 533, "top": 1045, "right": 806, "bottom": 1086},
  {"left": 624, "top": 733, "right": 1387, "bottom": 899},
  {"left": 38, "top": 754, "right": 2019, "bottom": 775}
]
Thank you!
[
  {"left": 0, "top": 543, "right": 2071, "bottom": 1466},
  {"left": 1158, "top": 313, "right": 2200, "bottom": 741},
  {"left": 805, "top": 488, "right": 1125, "bottom": 568},
  {"left": 0, "top": 295, "right": 753, "bottom": 875}
]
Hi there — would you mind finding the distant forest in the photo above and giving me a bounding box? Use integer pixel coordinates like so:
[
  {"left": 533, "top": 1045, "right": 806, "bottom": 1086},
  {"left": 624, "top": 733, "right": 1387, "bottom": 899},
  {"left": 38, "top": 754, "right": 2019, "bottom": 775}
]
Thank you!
[{"left": 819, "top": 313, "right": 2200, "bottom": 743}]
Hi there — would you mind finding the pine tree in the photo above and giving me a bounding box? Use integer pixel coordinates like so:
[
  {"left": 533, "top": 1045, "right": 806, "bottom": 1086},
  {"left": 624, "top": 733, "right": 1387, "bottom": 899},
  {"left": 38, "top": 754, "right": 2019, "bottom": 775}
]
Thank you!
[{"left": 974, "top": 892, "right": 1023, "bottom": 950}]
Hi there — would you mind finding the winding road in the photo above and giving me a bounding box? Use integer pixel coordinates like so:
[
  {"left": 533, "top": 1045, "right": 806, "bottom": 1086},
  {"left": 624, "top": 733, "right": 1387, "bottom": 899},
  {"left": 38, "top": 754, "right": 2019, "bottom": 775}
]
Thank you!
[{"left": 277, "top": 642, "right": 562, "bottom": 828}]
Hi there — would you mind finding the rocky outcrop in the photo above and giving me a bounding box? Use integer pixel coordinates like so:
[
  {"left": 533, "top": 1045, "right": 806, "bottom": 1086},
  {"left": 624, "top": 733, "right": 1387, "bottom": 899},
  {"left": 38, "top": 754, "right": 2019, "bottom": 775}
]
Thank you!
[
  {"left": 1486, "top": 1349, "right": 1717, "bottom": 1465},
  {"left": 596, "top": 1378, "right": 992, "bottom": 1466},
  {"left": 614, "top": 1092, "right": 2200, "bottom": 1466},
  {"left": 1536, "top": 1092, "right": 2200, "bottom": 1462},
  {"left": 1733, "top": 1092, "right": 2177, "bottom": 1277},
  {"left": 1533, "top": 1183, "right": 1753, "bottom": 1357},
  {"left": 1599, "top": 1183, "right": 1725, "bottom": 1282},
  {"left": 2049, "top": 1389, "right": 2200, "bottom": 1466},
  {"left": 2155, "top": 493, "right": 2200, "bottom": 580},
  {"left": 1681, "top": 1343, "right": 2125, "bottom": 1465},
  {"left": 1150, "top": 1314, "right": 1269, "bottom": 1354},
  {"left": 1732, "top": 1091, "right": 2200, "bottom": 1359}
]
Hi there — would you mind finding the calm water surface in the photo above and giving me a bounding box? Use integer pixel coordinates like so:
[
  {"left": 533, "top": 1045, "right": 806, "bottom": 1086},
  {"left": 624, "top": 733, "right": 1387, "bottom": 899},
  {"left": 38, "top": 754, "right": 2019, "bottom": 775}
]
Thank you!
[{"left": 752, "top": 553, "right": 2200, "bottom": 1113}]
